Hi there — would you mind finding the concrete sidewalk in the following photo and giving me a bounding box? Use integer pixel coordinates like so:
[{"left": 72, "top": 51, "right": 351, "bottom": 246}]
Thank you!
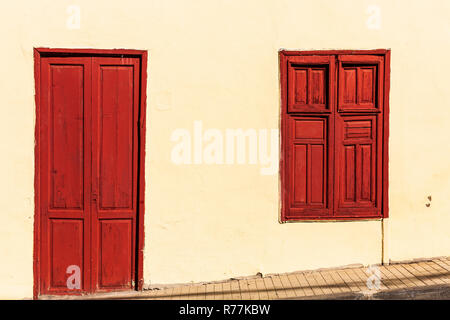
[{"left": 135, "top": 257, "right": 450, "bottom": 300}]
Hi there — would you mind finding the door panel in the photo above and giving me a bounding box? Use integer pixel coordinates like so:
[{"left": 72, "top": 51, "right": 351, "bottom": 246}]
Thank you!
[
  {"left": 91, "top": 57, "right": 140, "bottom": 291},
  {"left": 98, "top": 220, "right": 133, "bottom": 288},
  {"left": 49, "top": 219, "right": 84, "bottom": 288},
  {"left": 98, "top": 65, "right": 135, "bottom": 209},
  {"left": 50, "top": 64, "right": 85, "bottom": 209},
  {"left": 40, "top": 57, "right": 92, "bottom": 294}
]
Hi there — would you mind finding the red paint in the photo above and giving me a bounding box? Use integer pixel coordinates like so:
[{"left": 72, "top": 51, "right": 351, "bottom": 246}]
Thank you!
[
  {"left": 280, "top": 50, "right": 390, "bottom": 221},
  {"left": 33, "top": 48, "right": 147, "bottom": 298}
]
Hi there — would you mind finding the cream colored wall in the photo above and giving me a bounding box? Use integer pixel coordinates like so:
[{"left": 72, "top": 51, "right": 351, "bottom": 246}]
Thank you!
[{"left": 0, "top": 0, "right": 449, "bottom": 298}]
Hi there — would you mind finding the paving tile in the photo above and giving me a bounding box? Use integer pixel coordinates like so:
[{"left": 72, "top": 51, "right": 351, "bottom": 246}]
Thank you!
[
  {"left": 378, "top": 266, "right": 401, "bottom": 289},
  {"left": 278, "top": 274, "right": 297, "bottom": 298},
  {"left": 328, "top": 270, "right": 352, "bottom": 293},
  {"left": 205, "top": 283, "right": 215, "bottom": 300},
  {"left": 426, "top": 261, "right": 448, "bottom": 274},
  {"left": 271, "top": 275, "right": 288, "bottom": 299},
  {"left": 434, "top": 259, "right": 450, "bottom": 272},
  {"left": 399, "top": 264, "right": 434, "bottom": 286},
  {"left": 238, "top": 279, "right": 252, "bottom": 299},
  {"left": 440, "top": 258, "right": 450, "bottom": 269},
  {"left": 384, "top": 266, "right": 406, "bottom": 288},
  {"left": 230, "top": 280, "right": 241, "bottom": 300},
  {"left": 287, "top": 273, "right": 306, "bottom": 297},
  {"left": 222, "top": 281, "right": 232, "bottom": 300},
  {"left": 214, "top": 282, "right": 224, "bottom": 300},
  {"left": 343, "top": 268, "right": 366, "bottom": 291},
  {"left": 170, "top": 286, "right": 183, "bottom": 300},
  {"left": 393, "top": 264, "right": 427, "bottom": 287},
  {"left": 336, "top": 270, "right": 360, "bottom": 293},
  {"left": 197, "top": 284, "right": 207, "bottom": 300},
  {"left": 416, "top": 262, "right": 446, "bottom": 285},
  {"left": 294, "top": 272, "right": 315, "bottom": 296},
  {"left": 383, "top": 265, "right": 413, "bottom": 288},
  {"left": 312, "top": 271, "right": 333, "bottom": 295},
  {"left": 263, "top": 277, "right": 278, "bottom": 300},
  {"left": 155, "top": 287, "right": 173, "bottom": 300},
  {"left": 179, "top": 284, "right": 191, "bottom": 299},
  {"left": 303, "top": 271, "right": 325, "bottom": 296},
  {"left": 409, "top": 263, "right": 443, "bottom": 286},
  {"left": 255, "top": 278, "right": 269, "bottom": 299},
  {"left": 320, "top": 271, "right": 342, "bottom": 294},
  {"left": 426, "top": 262, "right": 450, "bottom": 284},
  {"left": 246, "top": 279, "right": 259, "bottom": 300},
  {"left": 187, "top": 284, "right": 198, "bottom": 300}
]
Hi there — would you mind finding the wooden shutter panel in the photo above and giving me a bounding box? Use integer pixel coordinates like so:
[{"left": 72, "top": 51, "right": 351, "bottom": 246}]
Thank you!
[
  {"left": 334, "top": 55, "right": 384, "bottom": 218},
  {"left": 285, "top": 116, "right": 333, "bottom": 218},
  {"left": 287, "top": 55, "right": 335, "bottom": 113},
  {"left": 338, "top": 55, "right": 384, "bottom": 112},
  {"left": 283, "top": 55, "right": 334, "bottom": 219}
]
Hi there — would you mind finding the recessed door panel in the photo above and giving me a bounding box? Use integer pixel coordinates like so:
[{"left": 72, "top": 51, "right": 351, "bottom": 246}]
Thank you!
[
  {"left": 49, "top": 219, "right": 84, "bottom": 289},
  {"left": 99, "top": 66, "right": 135, "bottom": 210},
  {"left": 50, "top": 65, "right": 85, "bottom": 210},
  {"left": 98, "top": 220, "right": 133, "bottom": 288}
]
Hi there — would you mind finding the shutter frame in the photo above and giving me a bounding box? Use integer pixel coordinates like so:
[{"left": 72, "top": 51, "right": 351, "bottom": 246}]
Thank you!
[{"left": 280, "top": 50, "right": 390, "bottom": 221}]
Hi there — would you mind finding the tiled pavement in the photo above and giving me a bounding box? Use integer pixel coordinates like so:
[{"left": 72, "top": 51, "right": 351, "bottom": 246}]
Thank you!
[
  {"left": 130, "top": 257, "right": 450, "bottom": 300},
  {"left": 42, "top": 257, "right": 450, "bottom": 300}
]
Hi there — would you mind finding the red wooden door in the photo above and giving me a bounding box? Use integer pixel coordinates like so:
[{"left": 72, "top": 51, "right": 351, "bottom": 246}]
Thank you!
[{"left": 38, "top": 55, "right": 141, "bottom": 295}]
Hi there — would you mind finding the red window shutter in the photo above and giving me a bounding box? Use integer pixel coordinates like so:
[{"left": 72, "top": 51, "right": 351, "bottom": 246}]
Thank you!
[
  {"left": 282, "top": 55, "right": 335, "bottom": 219},
  {"left": 334, "top": 55, "right": 384, "bottom": 218},
  {"left": 280, "top": 50, "right": 389, "bottom": 221}
]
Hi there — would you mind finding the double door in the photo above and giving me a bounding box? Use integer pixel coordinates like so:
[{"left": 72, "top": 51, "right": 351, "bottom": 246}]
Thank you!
[{"left": 38, "top": 55, "right": 141, "bottom": 294}]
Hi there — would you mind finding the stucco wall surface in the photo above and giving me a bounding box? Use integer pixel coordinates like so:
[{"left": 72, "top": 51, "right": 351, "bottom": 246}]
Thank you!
[{"left": 0, "top": 0, "right": 449, "bottom": 298}]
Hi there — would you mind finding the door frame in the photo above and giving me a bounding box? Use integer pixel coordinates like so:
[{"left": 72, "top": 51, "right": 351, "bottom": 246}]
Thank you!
[{"left": 33, "top": 48, "right": 148, "bottom": 299}]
